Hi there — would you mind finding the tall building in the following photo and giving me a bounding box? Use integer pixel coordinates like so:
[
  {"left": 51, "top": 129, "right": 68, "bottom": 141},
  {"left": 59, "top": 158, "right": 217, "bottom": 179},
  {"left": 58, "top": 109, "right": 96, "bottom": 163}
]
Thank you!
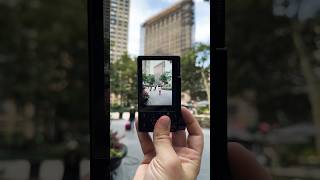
[
  {"left": 110, "top": 0, "right": 130, "bottom": 62},
  {"left": 141, "top": 0, "right": 194, "bottom": 56},
  {"left": 142, "top": 60, "right": 172, "bottom": 86}
]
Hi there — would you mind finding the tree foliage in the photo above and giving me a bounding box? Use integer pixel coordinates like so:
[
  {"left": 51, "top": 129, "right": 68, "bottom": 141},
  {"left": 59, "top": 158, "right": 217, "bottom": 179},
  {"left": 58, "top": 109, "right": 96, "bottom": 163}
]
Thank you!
[
  {"left": 110, "top": 53, "right": 137, "bottom": 107},
  {"left": 159, "top": 72, "right": 171, "bottom": 84},
  {"left": 143, "top": 74, "right": 155, "bottom": 85},
  {"left": 227, "top": 0, "right": 312, "bottom": 123},
  {"left": 181, "top": 43, "right": 210, "bottom": 101},
  {"left": 228, "top": 0, "right": 320, "bottom": 154},
  {"left": 0, "top": 0, "right": 89, "bottom": 142}
]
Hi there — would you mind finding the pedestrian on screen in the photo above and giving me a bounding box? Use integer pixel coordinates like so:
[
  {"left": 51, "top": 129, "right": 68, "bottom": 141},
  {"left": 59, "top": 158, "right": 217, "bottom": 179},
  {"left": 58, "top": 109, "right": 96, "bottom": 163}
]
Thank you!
[{"left": 158, "top": 85, "right": 162, "bottom": 96}]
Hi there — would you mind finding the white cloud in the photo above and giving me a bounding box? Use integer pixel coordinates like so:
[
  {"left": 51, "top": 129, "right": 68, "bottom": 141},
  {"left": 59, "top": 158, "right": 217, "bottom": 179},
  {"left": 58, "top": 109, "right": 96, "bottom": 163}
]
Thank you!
[{"left": 127, "top": 0, "right": 210, "bottom": 56}]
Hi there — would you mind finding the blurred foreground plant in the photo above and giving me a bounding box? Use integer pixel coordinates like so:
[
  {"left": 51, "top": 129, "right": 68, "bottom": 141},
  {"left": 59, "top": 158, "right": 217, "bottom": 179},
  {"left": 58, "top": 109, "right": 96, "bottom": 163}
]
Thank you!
[{"left": 110, "top": 130, "right": 124, "bottom": 158}]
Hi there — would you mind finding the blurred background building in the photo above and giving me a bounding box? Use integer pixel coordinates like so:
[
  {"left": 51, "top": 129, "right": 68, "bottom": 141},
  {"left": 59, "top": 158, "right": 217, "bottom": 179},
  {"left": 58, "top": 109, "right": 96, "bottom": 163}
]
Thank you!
[
  {"left": 109, "top": 0, "right": 131, "bottom": 104},
  {"left": 110, "top": 0, "right": 130, "bottom": 62},
  {"left": 141, "top": 0, "right": 194, "bottom": 56}
]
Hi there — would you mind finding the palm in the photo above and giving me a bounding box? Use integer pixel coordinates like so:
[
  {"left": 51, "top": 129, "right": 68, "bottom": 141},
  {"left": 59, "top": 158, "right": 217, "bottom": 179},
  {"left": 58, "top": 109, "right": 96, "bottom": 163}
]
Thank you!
[
  {"left": 175, "top": 147, "right": 201, "bottom": 177},
  {"left": 136, "top": 146, "right": 201, "bottom": 180}
]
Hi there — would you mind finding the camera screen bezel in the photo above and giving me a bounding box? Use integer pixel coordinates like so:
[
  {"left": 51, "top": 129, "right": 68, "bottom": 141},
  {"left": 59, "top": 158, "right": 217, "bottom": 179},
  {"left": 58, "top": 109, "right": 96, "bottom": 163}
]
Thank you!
[{"left": 137, "top": 56, "right": 180, "bottom": 113}]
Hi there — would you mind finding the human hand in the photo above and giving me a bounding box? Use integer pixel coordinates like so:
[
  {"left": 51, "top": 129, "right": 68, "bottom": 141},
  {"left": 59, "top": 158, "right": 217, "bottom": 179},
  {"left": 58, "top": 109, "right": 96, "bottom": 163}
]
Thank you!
[{"left": 133, "top": 107, "right": 204, "bottom": 180}]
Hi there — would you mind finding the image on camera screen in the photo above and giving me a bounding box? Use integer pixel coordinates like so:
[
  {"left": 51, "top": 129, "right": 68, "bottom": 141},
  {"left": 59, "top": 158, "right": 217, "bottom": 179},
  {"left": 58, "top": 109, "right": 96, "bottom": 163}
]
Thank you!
[{"left": 142, "top": 60, "right": 172, "bottom": 106}]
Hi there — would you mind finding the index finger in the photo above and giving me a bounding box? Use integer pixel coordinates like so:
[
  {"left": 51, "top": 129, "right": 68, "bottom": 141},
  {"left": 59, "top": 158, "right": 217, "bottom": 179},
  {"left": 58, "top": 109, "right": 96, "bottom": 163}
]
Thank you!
[
  {"left": 181, "top": 107, "right": 204, "bottom": 153},
  {"left": 135, "top": 119, "right": 155, "bottom": 155}
]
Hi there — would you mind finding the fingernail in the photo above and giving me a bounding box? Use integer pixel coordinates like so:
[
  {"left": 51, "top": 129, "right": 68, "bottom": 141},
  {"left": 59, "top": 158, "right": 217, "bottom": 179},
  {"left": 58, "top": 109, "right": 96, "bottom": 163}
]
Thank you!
[{"left": 159, "top": 116, "right": 170, "bottom": 129}]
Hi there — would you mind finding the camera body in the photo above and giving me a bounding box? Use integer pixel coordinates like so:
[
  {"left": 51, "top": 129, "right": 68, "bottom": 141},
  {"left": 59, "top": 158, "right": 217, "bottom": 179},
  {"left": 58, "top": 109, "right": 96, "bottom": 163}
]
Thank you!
[{"left": 137, "top": 56, "right": 185, "bottom": 132}]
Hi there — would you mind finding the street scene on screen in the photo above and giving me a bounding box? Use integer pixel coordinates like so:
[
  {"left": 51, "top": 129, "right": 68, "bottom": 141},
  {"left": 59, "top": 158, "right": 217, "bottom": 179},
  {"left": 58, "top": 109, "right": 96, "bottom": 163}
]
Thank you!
[{"left": 142, "top": 60, "right": 172, "bottom": 106}]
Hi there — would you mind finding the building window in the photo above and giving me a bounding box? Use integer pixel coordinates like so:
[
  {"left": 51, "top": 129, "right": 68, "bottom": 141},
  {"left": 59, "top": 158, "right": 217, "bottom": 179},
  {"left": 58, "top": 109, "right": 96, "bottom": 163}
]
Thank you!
[
  {"left": 111, "top": 19, "right": 116, "bottom": 24},
  {"left": 111, "top": 4, "right": 117, "bottom": 8}
]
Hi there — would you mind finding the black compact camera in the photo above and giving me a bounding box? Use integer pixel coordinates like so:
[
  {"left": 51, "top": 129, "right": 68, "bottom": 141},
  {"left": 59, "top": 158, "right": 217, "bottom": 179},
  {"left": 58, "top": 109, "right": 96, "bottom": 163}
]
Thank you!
[{"left": 137, "top": 56, "right": 185, "bottom": 132}]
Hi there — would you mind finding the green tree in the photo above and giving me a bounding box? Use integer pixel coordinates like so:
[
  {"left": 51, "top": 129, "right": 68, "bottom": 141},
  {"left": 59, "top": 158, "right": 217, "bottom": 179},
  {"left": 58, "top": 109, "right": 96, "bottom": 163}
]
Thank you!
[
  {"left": 148, "top": 74, "right": 156, "bottom": 85},
  {"left": 227, "top": 0, "right": 320, "bottom": 153},
  {"left": 227, "top": 0, "right": 301, "bottom": 122},
  {"left": 149, "top": 74, "right": 155, "bottom": 85},
  {"left": 110, "top": 53, "right": 137, "bottom": 107},
  {"left": 181, "top": 43, "right": 210, "bottom": 105},
  {"left": 0, "top": 0, "right": 89, "bottom": 143},
  {"left": 143, "top": 73, "right": 149, "bottom": 84},
  {"left": 143, "top": 74, "right": 155, "bottom": 85},
  {"left": 196, "top": 44, "right": 210, "bottom": 110},
  {"left": 159, "top": 71, "right": 171, "bottom": 84},
  {"left": 274, "top": 0, "right": 320, "bottom": 154}
]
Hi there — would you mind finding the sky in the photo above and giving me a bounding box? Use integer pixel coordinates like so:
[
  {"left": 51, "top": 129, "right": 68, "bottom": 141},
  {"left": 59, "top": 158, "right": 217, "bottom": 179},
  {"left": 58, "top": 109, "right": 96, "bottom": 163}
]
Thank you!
[{"left": 127, "top": 0, "right": 210, "bottom": 56}]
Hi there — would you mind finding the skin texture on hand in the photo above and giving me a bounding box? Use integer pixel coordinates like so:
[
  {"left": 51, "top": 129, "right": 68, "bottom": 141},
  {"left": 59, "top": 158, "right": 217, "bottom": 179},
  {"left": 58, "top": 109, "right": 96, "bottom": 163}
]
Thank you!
[{"left": 133, "top": 107, "right": 204, "bottom": 180}]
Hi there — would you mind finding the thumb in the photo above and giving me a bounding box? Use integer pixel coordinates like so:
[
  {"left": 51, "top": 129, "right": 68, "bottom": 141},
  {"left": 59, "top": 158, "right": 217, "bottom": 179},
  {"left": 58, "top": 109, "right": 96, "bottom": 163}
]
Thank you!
[{"left": 153, "top": 116, "right": 175, "bottom": 159}]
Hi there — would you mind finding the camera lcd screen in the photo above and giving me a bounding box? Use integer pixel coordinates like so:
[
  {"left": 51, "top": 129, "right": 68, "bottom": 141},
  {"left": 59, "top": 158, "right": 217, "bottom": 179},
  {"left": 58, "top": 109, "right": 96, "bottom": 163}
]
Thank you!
[{"left": 142, "top": 60, "right": 172, "bottom": 106}]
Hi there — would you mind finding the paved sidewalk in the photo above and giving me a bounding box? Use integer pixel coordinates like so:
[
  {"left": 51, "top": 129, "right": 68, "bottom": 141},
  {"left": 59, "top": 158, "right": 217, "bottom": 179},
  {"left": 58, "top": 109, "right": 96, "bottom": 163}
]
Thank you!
[
  {"left": 146, "top": 89, "right": 172, "bottom": 105},
  {"left": 111, "top": 119, "right": 210, "bottom": 180}
]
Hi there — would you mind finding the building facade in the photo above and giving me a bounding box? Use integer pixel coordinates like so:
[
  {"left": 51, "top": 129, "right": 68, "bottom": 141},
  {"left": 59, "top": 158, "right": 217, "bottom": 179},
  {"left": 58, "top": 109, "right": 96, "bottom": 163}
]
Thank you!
[
  {"left": 110, "top": 0, "right": 130, "bottom": 62},
  {"left": 154, "top": 61, "right": 165, "bottom": 82},
  {"left": 142, "top": 60, "right": 150, "bottom": 75},
  {"left": 142, "top": 60, "right": 172, "bottom": 87},
  {"left": 141, "top": 0, "right": 194, "bottom": 56}
]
